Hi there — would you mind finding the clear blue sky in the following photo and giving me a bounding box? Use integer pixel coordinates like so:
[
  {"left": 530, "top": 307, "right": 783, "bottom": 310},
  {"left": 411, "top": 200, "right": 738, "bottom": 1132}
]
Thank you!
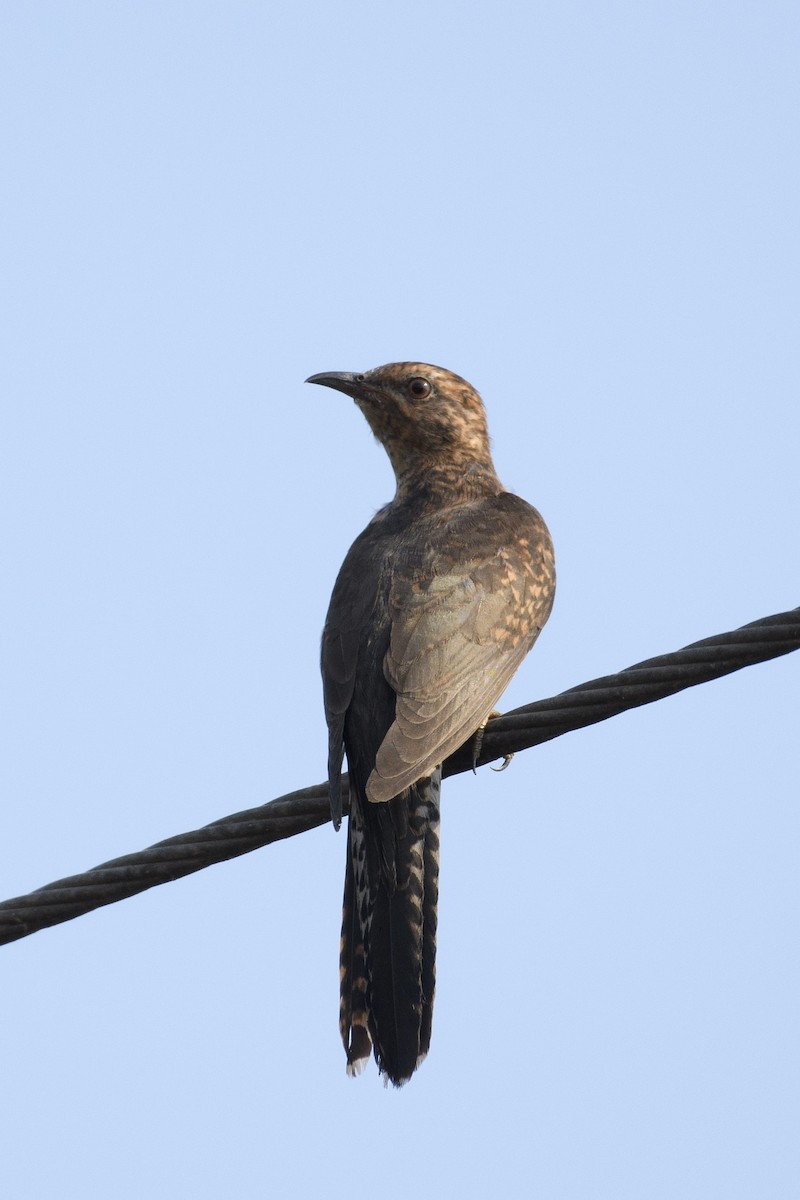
[{"left": 1, "top": 4, "right": 797, "bottom": 1197}]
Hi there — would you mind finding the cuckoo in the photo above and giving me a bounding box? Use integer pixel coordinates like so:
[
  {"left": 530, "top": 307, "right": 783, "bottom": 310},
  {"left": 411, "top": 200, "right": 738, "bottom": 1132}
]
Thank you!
[{"left": 307, "top": 362, "right": 555, "bottom": 1086}]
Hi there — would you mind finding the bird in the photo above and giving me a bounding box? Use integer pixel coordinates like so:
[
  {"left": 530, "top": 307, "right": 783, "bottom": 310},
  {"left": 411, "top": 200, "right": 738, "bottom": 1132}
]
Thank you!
[{"left": 307, "top": 362, "right": 556, "bottom": 1086}]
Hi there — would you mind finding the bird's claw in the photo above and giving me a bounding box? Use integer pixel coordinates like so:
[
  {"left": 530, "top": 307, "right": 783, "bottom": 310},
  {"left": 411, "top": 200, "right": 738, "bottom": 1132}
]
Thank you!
[
  {"left": 472, "top": 710, "right": 506, "bottom": 773},
  {"left": 471, "top": 723, "right": 486, "bottom": 773}
]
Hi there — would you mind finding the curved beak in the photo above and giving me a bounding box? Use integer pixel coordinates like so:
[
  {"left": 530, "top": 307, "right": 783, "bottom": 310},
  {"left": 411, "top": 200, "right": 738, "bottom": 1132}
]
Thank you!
[{"left": 305, "top": 371, "right": 362, "bottom": 398}]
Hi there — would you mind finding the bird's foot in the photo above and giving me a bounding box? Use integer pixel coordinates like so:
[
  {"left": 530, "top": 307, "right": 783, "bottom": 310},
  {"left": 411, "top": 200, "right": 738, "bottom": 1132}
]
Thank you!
[{"left": 472, "top": 710, "right": 509, "bottom": 772}]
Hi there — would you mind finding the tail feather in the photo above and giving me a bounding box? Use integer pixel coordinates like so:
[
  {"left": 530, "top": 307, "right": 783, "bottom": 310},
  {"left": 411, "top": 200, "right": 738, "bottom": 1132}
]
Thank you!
[
  {"left": 339, "top": 816, "right": 373, "bottom": 1075},
  {"left": 338, "top": 770, "right": 441, "bottom": 1086},
  {"left": 418, "top": 798, "right": 440, "bottom": 1063}
]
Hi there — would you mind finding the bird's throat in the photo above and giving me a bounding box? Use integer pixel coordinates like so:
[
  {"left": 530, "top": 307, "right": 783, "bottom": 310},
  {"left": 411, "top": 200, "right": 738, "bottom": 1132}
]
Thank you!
[{"left": 391, "top": 455, "right": 502, "bottom": 510}]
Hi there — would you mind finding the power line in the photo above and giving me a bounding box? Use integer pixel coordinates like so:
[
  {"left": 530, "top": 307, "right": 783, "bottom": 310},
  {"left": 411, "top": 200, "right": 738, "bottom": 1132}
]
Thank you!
[{"left": 1, "top": 606, "right": 797, "bottom": 948}]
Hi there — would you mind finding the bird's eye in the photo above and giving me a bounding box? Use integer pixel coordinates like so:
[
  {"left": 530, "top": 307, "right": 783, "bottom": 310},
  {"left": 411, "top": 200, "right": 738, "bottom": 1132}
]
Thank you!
[{"left": 408, "top": 377, "right": 431, "bottom": 398}]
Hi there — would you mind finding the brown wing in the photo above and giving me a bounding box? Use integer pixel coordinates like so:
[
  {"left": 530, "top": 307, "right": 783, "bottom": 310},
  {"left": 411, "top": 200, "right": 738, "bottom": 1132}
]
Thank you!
[{"left": 366, "top": 496, "right": 555, "bottom": 803}]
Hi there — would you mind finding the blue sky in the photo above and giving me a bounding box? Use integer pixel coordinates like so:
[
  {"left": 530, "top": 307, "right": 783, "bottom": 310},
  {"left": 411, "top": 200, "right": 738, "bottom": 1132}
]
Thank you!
[{"left": 1, "top": 4, "right": 798, "bottom": 1197}]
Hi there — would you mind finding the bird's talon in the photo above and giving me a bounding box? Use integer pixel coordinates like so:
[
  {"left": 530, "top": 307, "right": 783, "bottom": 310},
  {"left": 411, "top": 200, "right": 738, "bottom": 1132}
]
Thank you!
[
  {"left": 472, "top": 709, "right": 504, "bottom": 771},
  {"left": 471, "top": 723, "right": 487, "bottom": 772},
  {"left": 490, "top": 753, "right": 514, "bottom": 773}
]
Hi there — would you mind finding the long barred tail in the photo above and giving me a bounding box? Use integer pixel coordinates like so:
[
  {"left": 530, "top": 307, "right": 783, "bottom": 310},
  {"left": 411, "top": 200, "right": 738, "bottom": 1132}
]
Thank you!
[{"left": 339, "top": 771, "right": 441, "bottom": 1086}]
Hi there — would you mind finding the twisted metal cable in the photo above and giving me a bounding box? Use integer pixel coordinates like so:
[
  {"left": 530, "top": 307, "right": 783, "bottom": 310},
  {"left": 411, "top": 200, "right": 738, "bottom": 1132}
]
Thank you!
[{"left": 1, "top": 606, "right": 797, "bottom": 947}]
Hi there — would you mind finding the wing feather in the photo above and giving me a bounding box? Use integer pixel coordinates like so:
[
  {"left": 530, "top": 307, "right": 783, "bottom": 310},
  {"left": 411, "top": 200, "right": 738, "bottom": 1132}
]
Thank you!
[{"left": 366, "top": 502, "right": 555, "bottom": 803}]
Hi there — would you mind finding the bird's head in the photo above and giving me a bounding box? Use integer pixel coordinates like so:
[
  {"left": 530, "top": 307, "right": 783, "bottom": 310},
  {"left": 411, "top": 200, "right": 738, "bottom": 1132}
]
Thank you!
[{"left": 306, "top": 362, "right": 496, "bottom": 497}]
